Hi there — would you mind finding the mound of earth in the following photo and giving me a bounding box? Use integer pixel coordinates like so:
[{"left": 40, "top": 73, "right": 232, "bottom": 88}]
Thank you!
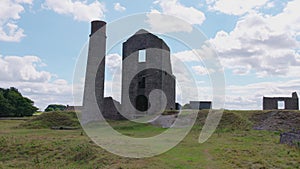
[
  {"left": 196, "top": 110, "right": 252, "bottom": 131},
  {"left": 251, "top": 111, "right": 300, "bottom": 131},
  {"left": 151, "top": 110, "right": 252, "bottom": 131},
  {"left": 19, "top": 111, "right": 80, "bottom": 129},
  {"left": 216, "top": 112, "right": 252, "bottom": 131}
]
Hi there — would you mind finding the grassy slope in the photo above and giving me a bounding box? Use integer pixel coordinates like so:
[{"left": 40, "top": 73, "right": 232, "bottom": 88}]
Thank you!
[{"left": 0, "top": 111, "right": 300, "bottom": 169}]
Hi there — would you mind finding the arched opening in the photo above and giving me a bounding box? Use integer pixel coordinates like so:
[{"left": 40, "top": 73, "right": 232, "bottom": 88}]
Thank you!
[{"left": 136, "top": 95, "right": 148, "bottom": 111}]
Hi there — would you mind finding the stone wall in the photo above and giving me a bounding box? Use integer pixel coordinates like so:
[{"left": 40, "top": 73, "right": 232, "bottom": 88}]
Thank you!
[
  {"left": 121, "top": 29, "right": 176, "bottom": 118},
  {"left": 189, "top": 101, "right": 212, "bottom": 110},
  {"left": 263, "top": 92, "right": 299, "bottom": 110},
  {"left": 102, "top": 97, "right": 125, "bottom": 120}
]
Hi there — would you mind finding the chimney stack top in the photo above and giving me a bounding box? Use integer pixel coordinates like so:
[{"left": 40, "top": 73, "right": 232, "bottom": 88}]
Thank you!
[{"left": 90, "top": 20, "right": 106, "bottom": 36}]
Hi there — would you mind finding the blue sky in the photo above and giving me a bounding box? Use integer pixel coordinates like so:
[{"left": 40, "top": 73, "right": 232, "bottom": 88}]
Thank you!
[{"left": 0, "top": 0, "right": 299, "bottom": 110}]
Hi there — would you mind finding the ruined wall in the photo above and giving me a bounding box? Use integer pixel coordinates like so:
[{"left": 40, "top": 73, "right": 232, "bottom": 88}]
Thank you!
[
  {"left": 263, "top": 97, "right": 278, "bottom": 110},
  {"left": 102, "top": 97, "right": 125, "bottom": 120},
  {"left": 128, "top": 69, "right": 176, "bottom": 111},
  {"left": 121, "top": 29, "right": 176, "bottom": 118},
  {"left": 285, "top": 92, "right": 299, "bottom": 110},
  {"left": 190, "top": 101, "right": 212, "bottom": 110},
  {"left": 263, "top": 92, "right": 299, "bottom": 110}
]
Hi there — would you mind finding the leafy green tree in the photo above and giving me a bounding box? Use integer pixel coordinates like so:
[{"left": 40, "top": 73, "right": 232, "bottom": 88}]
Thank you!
[
  {"left": 0, "top": 87, "right": 38, "bottom": 117},
  {"left": 44, "top": 104, "right": 66, "bottom": 112}
]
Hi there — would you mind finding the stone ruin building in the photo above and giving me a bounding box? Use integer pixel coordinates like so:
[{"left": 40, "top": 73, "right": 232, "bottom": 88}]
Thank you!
[
  {"left": 189, "top": 101, "right": 212, "bottom": 110},
  {"left": 82, "top": 20, "right": 176, "bottom": 122},
  {"left": 263, "top": 92, "right": 299, "bottom": 110},
  {"left": 121, "top": 29, "right": 176, "bottom": 118}
]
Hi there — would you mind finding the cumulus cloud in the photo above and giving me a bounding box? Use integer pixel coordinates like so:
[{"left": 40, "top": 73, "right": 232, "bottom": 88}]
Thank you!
[
  {"left": 0, "top": 55, "right": 73, "bottom": 110},
  {"left": 113, "top": 2, "right": 126, "bottom": 12},
  {"left": 171, "top": 43, "right": 220, "bottom": 63},
  {"left": 265, "top": 2, "right": 275, "bottom": 9},
  {"left": 0, "top": 55, "right": 52, "bottom": 82},
  {"left": 170, "top": 54, "right": 215, "bottom": 105},
  {"left": 43, "top": 0, "right": 106, "bottom": 22},
  {"left": 207, "top": 0, "right": 269, "bottom": 15},
  {"left": 154, "top": 0, "right": 206, "bottom": 25},
  {"left": 192, "top": 65, "right": 215, "bottom": 75},
  {"left": 0, "top": 0, "right": 31, "bottom": 42},
  {"left": 210, "top": 0, "right": 300, "bottom": 77},
  {"left": 147, "top": 0, "right": 205, "bottom": 33},
  {"left": 146, "top": 10, "right": 193, "bottom": 33},
  {"left": 106, "top": 53, "right": 122, "bottom": 73},
  {"left": 172, "top": 49, "right": 201, "bottom": 62}
]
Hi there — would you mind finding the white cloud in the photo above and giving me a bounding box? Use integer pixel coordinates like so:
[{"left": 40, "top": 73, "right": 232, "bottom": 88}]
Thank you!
[
  {"left": 172, "top": 49, "right": 200, "bottom": 62},
  {"left": 147, "top": 0, "right": 205, "bottom": 33},
  {"left": 0, "top": 55, "right": 73, "bottom": 110},
  {"left": 171, "top": 43, "right": 220, "bottom": 63},
  {"left": 106, "top": 53, "right": 122, "bottom": 72},
  {"left": 114, "top": 2, "right": 126, "bottom": 12},
  {"left": 15, "top": 0, "right": 33, "bottom": 4},
  {"left": 0, "top": 0, "right": 31, "bottom": 42},
  {"left": 0, "top": 23, "right": 25, "bottom": 42},
  {"left": 146, "top": 10, "right": 193, "bottom": 33},
  {"left": 265, "top": 2, "right": 275, "bottom": 9},
  {"left": 154, "top": 0, "right": 206, "bottom": 25},
  {"left": 210, "top": 1, "right": 300, "bottom": 77},
  {"left": 192, "top": 65, "right": 214, "bottom": 75},
  {"left": 171, "top": 55, "right": 214, "bottom": 105},
  {"left": 0, "top": 55, "right": 52, "bottom": 82},
  {"left": 207, "top": 0, "right": 269, "bottom": 15},
  {"left": 43, "top": 0, "right": 106, "bottom": 22}
]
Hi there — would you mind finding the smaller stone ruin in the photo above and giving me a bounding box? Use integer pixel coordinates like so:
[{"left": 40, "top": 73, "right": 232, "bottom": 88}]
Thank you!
[
  {"left": 263, "top": 92, "right": 299, "bottom": 110},
  {"left": 280, "top": 130, "right": 300, "bottom": 148},
  {"left": 189, "top": 101, "right": 212, "bottom": 110}
]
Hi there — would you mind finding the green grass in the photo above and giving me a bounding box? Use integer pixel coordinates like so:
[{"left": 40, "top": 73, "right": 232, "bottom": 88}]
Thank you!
[
  {"left": 0, "top": 110, "right": 300, "bottom": 168},
  {"left": 108, "top": 120, "right": 167, "bottom": 137}
]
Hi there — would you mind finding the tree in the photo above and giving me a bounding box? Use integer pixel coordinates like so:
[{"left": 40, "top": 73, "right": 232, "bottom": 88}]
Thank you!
[
  {"left": 44, "top": 104, "right": 66, "bottom": 112},
  {"left": 0, "top": 87, "right": 38, "bottom": 117}
]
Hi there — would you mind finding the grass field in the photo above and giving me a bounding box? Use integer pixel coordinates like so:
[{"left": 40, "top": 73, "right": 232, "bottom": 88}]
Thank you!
[{"left": 0, "top": 111, "right": 300, "bottom": 169}]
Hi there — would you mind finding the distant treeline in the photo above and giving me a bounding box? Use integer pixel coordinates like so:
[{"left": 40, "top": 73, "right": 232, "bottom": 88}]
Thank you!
[
  {"left": 0, "top": 87, "right": 38, "bottom": 117},
  {"left": 44, "top": 104, "right": 66, "bottom": 112}
]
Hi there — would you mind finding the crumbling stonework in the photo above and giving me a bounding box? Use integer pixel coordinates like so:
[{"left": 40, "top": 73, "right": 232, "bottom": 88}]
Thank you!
[
  {"left": 280, "top": 131, "right": 300, "bottom": 148},
  {"left": 121, "top": 29, "right": 176, "bottom": 117},
  {"left": 102, "top": 97, "right": 125, "bottom": 120},
  {"left": 189, "top": 101, "right": 212, "bottom": 110},
  {"left": 263, "top": 92, "right": 299, "bottom": 110}
]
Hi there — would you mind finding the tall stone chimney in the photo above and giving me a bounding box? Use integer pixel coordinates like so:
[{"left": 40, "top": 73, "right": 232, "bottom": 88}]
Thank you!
[{"left": 82, "top": 21, "right": 106, "bottom": 123}]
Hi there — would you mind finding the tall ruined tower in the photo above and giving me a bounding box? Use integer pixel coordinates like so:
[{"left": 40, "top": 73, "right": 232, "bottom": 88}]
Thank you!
[
  {"left": 82, "top": 21, "right": 106, "bottom": 123},
  {"left": 121, "top": 29, "right": 176, "bottom": 118}
]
